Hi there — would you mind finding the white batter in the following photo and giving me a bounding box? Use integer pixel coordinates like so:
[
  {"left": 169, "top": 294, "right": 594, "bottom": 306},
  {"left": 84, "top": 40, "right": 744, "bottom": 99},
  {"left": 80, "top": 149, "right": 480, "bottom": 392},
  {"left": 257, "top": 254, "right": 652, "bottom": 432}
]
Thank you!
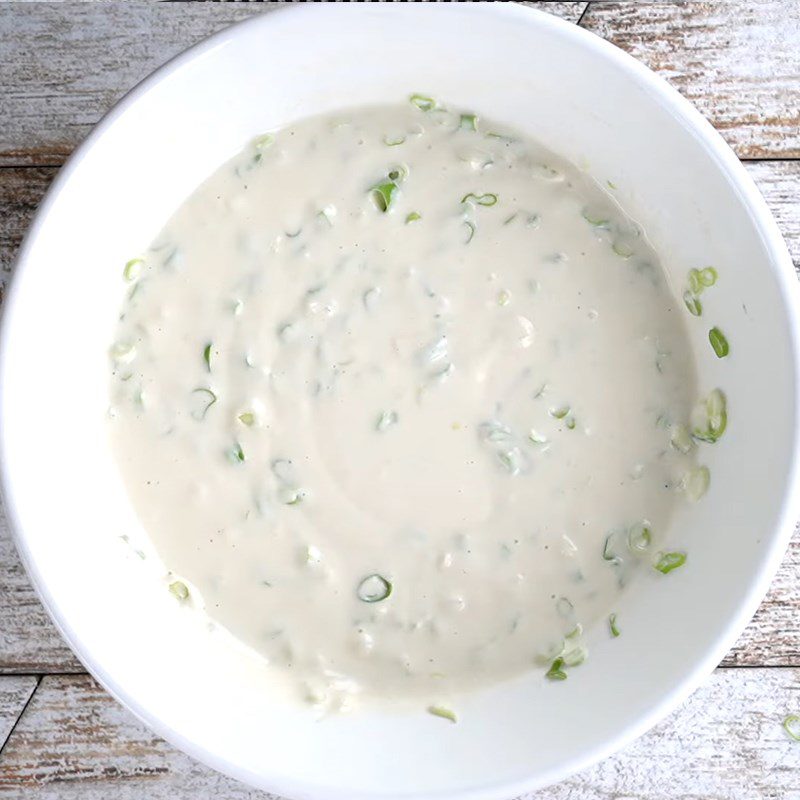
[{"left": 109, "top": 99, "right": 701, "bottom": 712}]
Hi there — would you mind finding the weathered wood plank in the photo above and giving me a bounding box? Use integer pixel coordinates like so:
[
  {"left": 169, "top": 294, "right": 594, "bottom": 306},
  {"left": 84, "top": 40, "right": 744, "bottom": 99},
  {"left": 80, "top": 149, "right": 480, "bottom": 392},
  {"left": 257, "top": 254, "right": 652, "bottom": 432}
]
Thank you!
[
  {"left": 0, "top": 670, "right": 797, "bottom": 799},
  {"left": 0, "top": 1, "right": 586, "bottom": 167},
  {"left": 0, "top": 676, "right": 37, "bottom": 752},
  {"left": 0, "top": 515, "right": 83, "bottom": 675},
  {"left": 580, "top": 0, "right": 800, "bottom": 159}
]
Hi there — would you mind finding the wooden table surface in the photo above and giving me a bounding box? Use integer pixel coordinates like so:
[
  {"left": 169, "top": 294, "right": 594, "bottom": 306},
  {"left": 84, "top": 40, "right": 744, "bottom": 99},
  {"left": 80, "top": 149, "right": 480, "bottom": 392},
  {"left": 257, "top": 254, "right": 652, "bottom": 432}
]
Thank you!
[{"left": 0, "top": 1, "right": 799, "bottom": 797}]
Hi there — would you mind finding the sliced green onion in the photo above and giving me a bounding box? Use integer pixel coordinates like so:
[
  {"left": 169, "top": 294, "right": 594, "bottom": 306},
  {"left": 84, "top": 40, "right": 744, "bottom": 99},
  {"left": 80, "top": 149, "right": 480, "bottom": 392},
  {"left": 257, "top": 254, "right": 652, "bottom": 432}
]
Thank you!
[
  {"left": 692, "top": 388, "right": 727, "bottom": 443},
  {"left": 280, "top": 487, "right": 304, "bottom": 506},
  {"left": 628, "top": 521, "right": 652, "bottom": 553},
  {"left": 609, "top": 613, "right": 620, "bottom": 638},
  {"left": 191, "top": 388, "right": 217, "bottom": 421},
  {"left": 549, "top": 405, "right": 570, "bottom": 420},
  {"left": 254, "top": 133, "right": 274, "bottom": 150},
  {"left": 670, "top": 423, "right": 694, "bottom": 454},
  {"left": 168, "top": 580, "right": 189, "bottom": 601},
  {"left": 316, "top": 206, "right": 336, "bottom": 227},
  {"left": 405, "top": 211, "right": 421, "bottom": 224},
  {"left": 654, "top": 551, "right": 687, "bottom": 574},
  {"left": 427, "top": 705, "right": 457, "bottom": 723},
  {"left": 111, "top": 342, "right": 136, "bottom": 363},
  {"left": 461, "top": 192, "right": 498, "bottom": 206},
  {"left": 357, "top": 574, "right": 392, "bottom": 603},
  {"left": 463, "top": 220, "right": 476, "bottom": 244},
  {"left": 388, "top": 165, "right": 408, "bottom": 182},
  {"left": 699, "top": 267, "right": 718, "bottom": 287},
  {"left": 203, "top": 342, "right": 212, "bottom": 372},
  {"left": 546, "top": 657, "right": 568, "bottom": 681},
  {"left": 566, "top": 623, "right": 583, "bottom": 640},
  {"left": 372, "top": 180, "right": 398, "bottom": 212},
  {"left": 783, "top": 714, "right": 800, "bottom": 741},
  {"left": 497, "top": 289, "right": 511, "bottom": 306},
  {"left": 565, "top": 417, "right": 576, "bottom": 430},
  {"left": 687, "top": 268, "right": 703, "bottom": 295},
  {"left": 709, "top": 327, "right": 729, "bottom": 358},
  {"left": 228, "top": 442, "right": 245, "bottom": 463},
  {"left": 582, "top": 209, "right": 609, "bottom": 227},
  {"left": 529, "top": 430, "right": 548, "bottom": 445},
  {"left": 383, "top": 134, "right": 406, "bottom": 146},
  {"left": 684, "top": 465, "right": 711, "bottom": 502},
  {"left": 410, "top": 93, "right": 436, "bottom": 111},
  {"left": 238, "top": 411, "right": 255, "bottom": 426},
  {"left": 606, "top": 179, "right": 618, "bottom": 189},
  {"left": 612, "top": 240, "right": 634, "bottom": 258},
  {"left": 459, "top": 113, "right": 478, "bottom": 131},
  {"left": 683, "top": 290, "right": 703, "bottom": 316},
  {"left": 375, "top": 410, "right": 398, "bottom": 432},
  {"left": 562, "top": 644, "right": 587, "bottom": 667},
  {"left": 603, "top": 534, "right": 621, "bottom": 564},
  {"left": 123, "top": 258, "right": 143, "bottom": 282}
]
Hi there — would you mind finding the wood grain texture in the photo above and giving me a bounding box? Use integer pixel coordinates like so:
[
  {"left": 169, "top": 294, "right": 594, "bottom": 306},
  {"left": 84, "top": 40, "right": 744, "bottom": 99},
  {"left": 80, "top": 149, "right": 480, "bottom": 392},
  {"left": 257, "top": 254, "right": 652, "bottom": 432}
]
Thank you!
[
  {"left": 0, "top": 517, "right": 82, "bottom": 675},
  {"left": 0, "top": 1, "right": 587, "bottom": 167},
  {"left": 0, "top": 670, "right": 797, "bottom": 799},
  {"left": 581, "top": 0, "right": 800, "bottom": 159},
  {"left": 0, "top": 677, "right": 37, "bottom": 751}
]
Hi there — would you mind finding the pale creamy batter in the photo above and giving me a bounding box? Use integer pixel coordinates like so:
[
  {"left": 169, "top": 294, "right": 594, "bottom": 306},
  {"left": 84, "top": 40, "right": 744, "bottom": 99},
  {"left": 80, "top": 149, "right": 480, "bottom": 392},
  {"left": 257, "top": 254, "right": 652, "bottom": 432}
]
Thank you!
[{"left": 109, "top": 99, "right": 702, "bottom": 711}]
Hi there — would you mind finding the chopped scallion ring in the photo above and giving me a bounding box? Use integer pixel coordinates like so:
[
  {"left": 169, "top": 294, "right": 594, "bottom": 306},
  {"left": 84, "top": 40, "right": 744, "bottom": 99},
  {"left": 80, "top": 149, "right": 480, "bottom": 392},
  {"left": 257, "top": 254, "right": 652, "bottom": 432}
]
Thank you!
[
  {"left": 461, "top": 192, "right": 498, "bottom": 206},
  {"left": 699, "top": 266, "right": 718, "bottom": 287},
  {"left": 410, "top": 93, "right": 436, "bottom": 111},
  {"left": 168, "top": 580, "right": 189, "bottom": 601},
  {"left": 684, "top": 465, "right": 711, "bottom": 502},
  {"left": 609, "top": 613, "right": 621, "bottom": 638},
  {"left": 372, "top": 180, "right": 398, "bottom": 212},
  {"left": 203, "top": 342, "right": 212, "bottom": 372},
  {"left": 546, "top": 657, "right": 567, "bottom": 681},
  {"left": 459, "top": 113, "right": 478, "bottom": 131},
  {"left": 463, "top": 220, "right": 476, "bottom": 244},
  {"left": 691, "top": 388, "right": 727, "bottom": 443},
  {"left": 190, "top": 388, "right": 217, "bottom": 421},
  {"left": 428, "top": 705, "right": 457, "bottom": 723},
  {"left": 383, "top": 134, "right": 406, "bottom": 146},
  {"left": 228, "top": 442, "right": 245, "bottom": 463},
  {"left": 123, "top": 258, "right": 143, "bottom": 282},
  {"left": 683, "top": 291, "right": 702, "bottom": 316},
  {"left": 654, "top": 551, "right": 687, "bottom": 574},
  {"left": 709, "top": 327, "right": 729, "bottom": 358},
  {"left": 406, "top": 211, "right": 421, "bottom": 224},
  {"left": 783, "top": 714, "right": 800, "bottom": 741},
  {"left": 627, "top": 522, "right": 652, "bottom": 553},
  {"left": 357, "top": 574, "right": 392, "bottom": 603}
]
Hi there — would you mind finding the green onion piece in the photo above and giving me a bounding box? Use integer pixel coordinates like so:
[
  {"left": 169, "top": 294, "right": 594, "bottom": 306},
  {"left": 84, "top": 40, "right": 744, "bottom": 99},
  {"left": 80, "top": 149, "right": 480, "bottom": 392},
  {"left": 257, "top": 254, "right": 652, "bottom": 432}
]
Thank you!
[
  {"left": 427, "top": 705, "right": 457, "bottom": 723},
  {"left": 168, "top": 580, "right": 189, "bottom": 601},
  {"left": 497, "top": 289, "right": 511, "bottom": 306},
  {"left": 612, "top": 240, "right": 634, "bottom": 258},
  {"left": 609, "top": 613, "right": 621, "bottom": 638},
  {"left": 191, "top": 388, "right": 217, "bottom": 421},
  {"left": 670, "top": 423, "right": 694, "bottom": 454},
  {"left": 375, "top": 410, "right": 398, "bottom": 432},
  {"left": 111, "top": 342, "right": 136, "bottom": 363},
  {"left": 566, "top": 623, "right": 583, "bottom": 640},
  {"left": 683, "top": 291, "right": 703, "bottom": 317},
  {"left": 463, "top": 220, "right": 476, "bottom": 244},
  {"left": 410, "top": 93, "right": 436, "bottom": 111},
  {"left": 654, "top": 551, "right": 687, "bottom": 574},
  {"left": 783, "top": 714, "right": 800, "bottom": 741},
  {"left": 546, "top": 657, "right": 568, "bottom": 681},
  {"left": 582, "top": 209, "right": 609, "bottom": 227},
  {"left": 529, "top": 430, "right": 548, "bottom": 445},
  {"left": 562, "top": 644, "right": 587, "bottom": 667},
  {"left": 459, "top": 113, "right": 478, "bottom": 131},
  {"left": 357, "top": 574, "right": 392, "bottom": 603},
  {"left": 699, "top": 266, "right": 718, "bottom": 287},
  {"left": 228, "top": 442, "right": 245, "bottom": 463},
  {"left": 372, "top": 180, "right": 398, "bottom": 212},
  {"left": 565, "top": 417, "right": 576, "bottom": 430},
  {"left": 461, "top": 192, "right": 498, "bottom": 206},
  {"left": 692, "top": 388, "right": 727, "bottom": 443},
  {"left": 709, "top": 327, "right": 729, "bottom": 358},
  {"left": 603, "top": 534, "right": 621, "bottom": 564},
  {"left": 254, "top": 133, "right": 274, "bottom": 150},
  {"left": 387, "top": 165, "right": 408, "bottom": 182},
  {"left": 238, "top": 412, "right": 255, "bottom": 426},
  {"left": 280, "top": 487, "right": 304, "bottom": 505},
  {"left": 123, "top": 258, "right": 143, "bottom": 282},
  {"left": 606, "top": 179, "right": 618, "bottom": 189},
  {"left": 684, "top": 465, "right": 711, "bottom": 502},
  {"left": 687, "top": 268, "right": 703, "bottom": 295},
  {"left": 203, "top": 342, "right": 212, "bottom": 372},
  {"left": 549, "top": 405, "right": 570, "bottom": 420},
  {"left": 406, "top": 211, "right": 421, "bottom": 224},
  {"left": 628, "top": 521, "right": 652, "bottom": 553},
  {"left": 383, "top": 134, "right": 406, "bottom": 146}
]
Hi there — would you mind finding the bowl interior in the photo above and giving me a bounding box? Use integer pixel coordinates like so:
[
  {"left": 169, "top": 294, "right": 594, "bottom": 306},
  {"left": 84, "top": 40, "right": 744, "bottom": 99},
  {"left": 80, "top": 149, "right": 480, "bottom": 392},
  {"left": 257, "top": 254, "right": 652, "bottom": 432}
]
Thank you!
[{"left": 2, "top": 5, "right": 798, "bottom": 799}]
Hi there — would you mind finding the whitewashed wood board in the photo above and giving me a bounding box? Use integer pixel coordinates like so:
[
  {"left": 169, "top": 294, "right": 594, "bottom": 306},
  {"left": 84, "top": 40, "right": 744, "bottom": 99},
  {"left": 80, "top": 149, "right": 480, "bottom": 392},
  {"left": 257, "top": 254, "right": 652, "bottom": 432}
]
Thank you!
[
  {"left": 0, "top": 676, "right": 37, "bottom": 751},
  {"left": 0, "top": 1, "right": 586, "bottom": 166},
  {"left": 0, "top": 670, "right": 798, "bottom": 799},
  {"left": 581, "top": 0, "right": 800, "bottom": 159}
]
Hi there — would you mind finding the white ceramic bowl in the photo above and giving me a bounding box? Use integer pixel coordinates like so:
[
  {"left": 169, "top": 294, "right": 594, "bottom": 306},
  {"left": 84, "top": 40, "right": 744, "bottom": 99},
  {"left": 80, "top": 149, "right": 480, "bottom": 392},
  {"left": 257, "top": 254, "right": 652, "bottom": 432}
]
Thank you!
[{"left": 2, "top": 4, "right": 799, "bottom": 799}]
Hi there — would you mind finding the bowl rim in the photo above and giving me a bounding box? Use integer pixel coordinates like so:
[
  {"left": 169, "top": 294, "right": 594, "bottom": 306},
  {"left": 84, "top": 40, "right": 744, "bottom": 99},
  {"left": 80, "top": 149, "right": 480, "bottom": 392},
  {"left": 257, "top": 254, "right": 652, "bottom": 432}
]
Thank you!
[{"left": 2, "top": 3, "right": 799, "bottom": 798}]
